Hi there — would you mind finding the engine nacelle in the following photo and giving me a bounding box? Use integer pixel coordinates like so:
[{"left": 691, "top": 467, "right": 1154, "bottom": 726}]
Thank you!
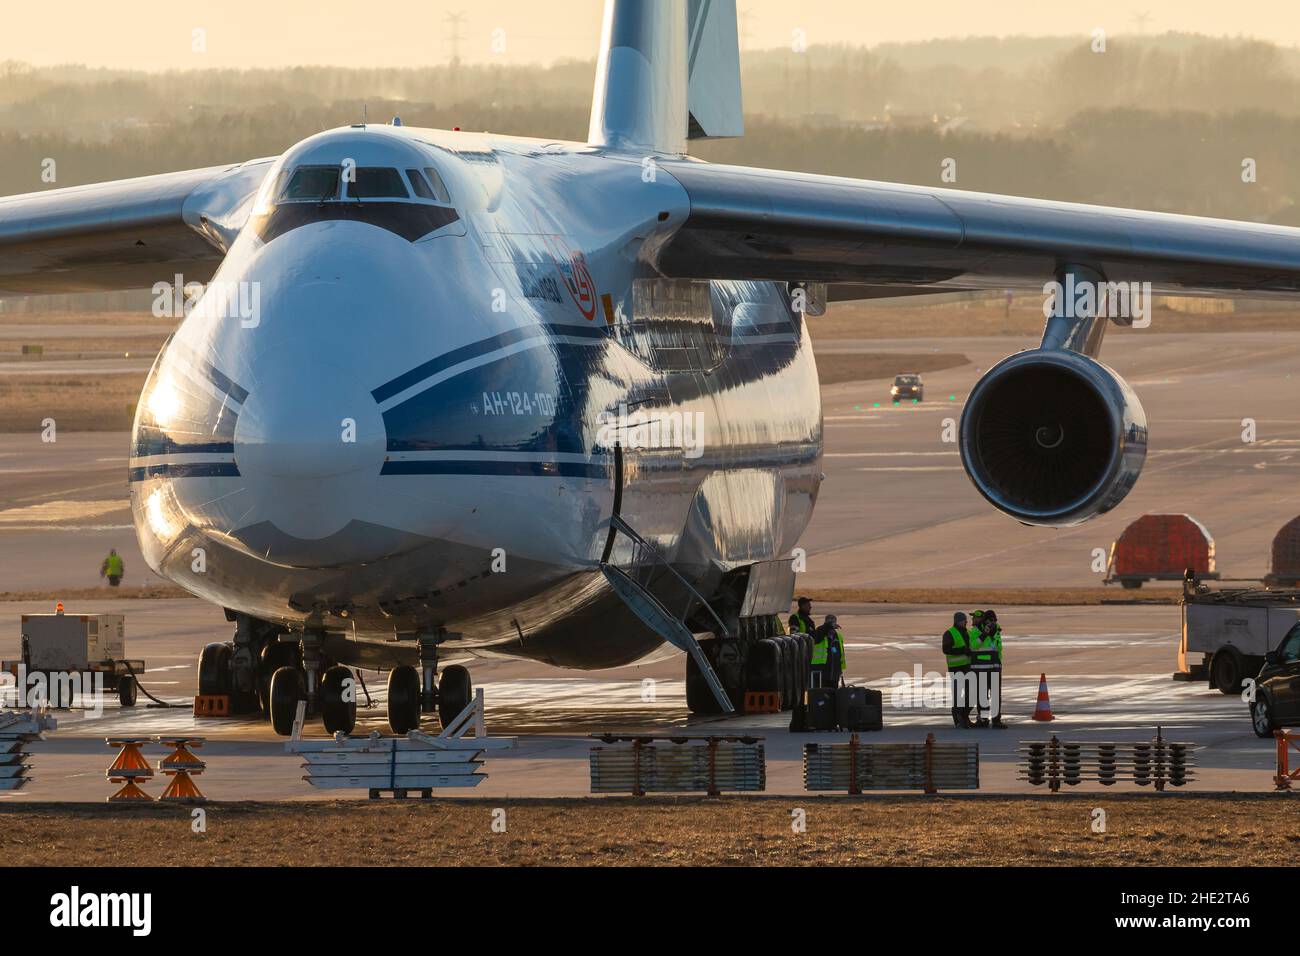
[{"left": 959, "top": 349, "right": 1147, "bottom": 527}]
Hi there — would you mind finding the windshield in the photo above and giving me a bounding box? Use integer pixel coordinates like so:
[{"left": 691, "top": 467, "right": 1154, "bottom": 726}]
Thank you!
[
  {"left": 895, "top": 375, "right": 920, "bottom": 385},
  {"left": 278, "top": 165, "right": 341, "bottom": 202},
  {"left": 345, "top": 167, "right": 410, "bottom": 199}
]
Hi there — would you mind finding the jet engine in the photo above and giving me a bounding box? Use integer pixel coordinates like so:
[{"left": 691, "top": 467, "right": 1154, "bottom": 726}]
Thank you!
[{"left": 959, "top": 349, "right": 1147, "bottom": 527}]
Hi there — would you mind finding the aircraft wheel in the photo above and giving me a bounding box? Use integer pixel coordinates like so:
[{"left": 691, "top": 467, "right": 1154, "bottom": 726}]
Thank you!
[
  {"left": 388, "top": 665, "right": 422, "bottom": 734},
  {"left": 258, "top": 642, "right": 299, "bottom": 716},
  {"left": 774, "top": 634, "right": 785, "bottom": 712},
  {"left": 320, "top": 665, "right": 357, "bottom": 735},
  {"left": 197, "top": 642, "right": 233, "bottom": 697},
  {"left": 269, "top": 666, "right": 305, "bottom": 737},
  {"left": 745, "top": 639, "right": 780, "bottom": 696},
  {"left": 438, "top": 665, "right": 473, "bottom": 728}
]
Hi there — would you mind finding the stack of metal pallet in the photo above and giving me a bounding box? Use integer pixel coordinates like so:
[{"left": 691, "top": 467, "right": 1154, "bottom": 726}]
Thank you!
[
  {"left": 589, "top": 735, "right": 766, "bottom": 794},
  {"left": 1018, "top": 732, "right": 1197, "bottom": 792},
  {"left": 0, "top": 710, "right": 57, "bottom": 792},
  {"left": 804, "top": 734, "right": 979, "bottom": 793},
  {"left": 286, "top": 690, "right": 513, "bottom": 799}
]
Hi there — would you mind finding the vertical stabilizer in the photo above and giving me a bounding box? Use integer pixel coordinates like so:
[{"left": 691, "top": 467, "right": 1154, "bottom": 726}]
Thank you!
[{"left": 588, "top": 0, "right": 743, "bottom": 154}]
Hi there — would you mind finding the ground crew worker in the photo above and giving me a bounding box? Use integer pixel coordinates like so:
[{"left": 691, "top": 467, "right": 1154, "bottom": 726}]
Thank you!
[
  {"left": 788, "top": 596, "right": 815, "bottom": 638},
  {"left": 100, "top": 548, "right": 125, "bottom": 587},
  {"left": 943, "top": 611, "right": 975, "bottom": 728},
  {"left": 971, "top": 609, "right": 1006, "bottom": 728},
  {"left": 811, "top": 614, "right": 847, "bottom": 688}
]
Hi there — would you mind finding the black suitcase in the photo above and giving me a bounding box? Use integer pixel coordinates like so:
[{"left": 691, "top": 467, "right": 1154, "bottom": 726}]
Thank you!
[
  {"left": 806, "top": 687, "right": 837, "bottom": 731},
  {"left": 837, "top": 685, "right": 883, "bottom": 731}
]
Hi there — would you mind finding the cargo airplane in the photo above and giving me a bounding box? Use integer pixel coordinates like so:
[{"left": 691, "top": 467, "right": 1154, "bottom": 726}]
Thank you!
[{"left": 4, "top": 0, "right": 1300, "bottom": 734}]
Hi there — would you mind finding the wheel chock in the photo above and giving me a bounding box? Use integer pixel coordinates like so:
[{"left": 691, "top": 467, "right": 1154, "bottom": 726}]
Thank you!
[
  {"left": 105, "top": 737, "right": 154, "bottom": 802},
  {"left": 156, "top": 736, "right": 207, "bottom": 802},
  {"left": 743, "top": 691, "right": 781, "bottom": 714},
  {"left": 193, "top": 695, "right": 231, "bottom": 718}
]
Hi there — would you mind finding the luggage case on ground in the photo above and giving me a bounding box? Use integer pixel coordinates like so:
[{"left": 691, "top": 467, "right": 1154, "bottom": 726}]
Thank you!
[
  {"left": 806, "top": 687, "right": 837, "bottom": 731},
  {"left": 837, "top": 685, "right": 883, "bottom": 731}
]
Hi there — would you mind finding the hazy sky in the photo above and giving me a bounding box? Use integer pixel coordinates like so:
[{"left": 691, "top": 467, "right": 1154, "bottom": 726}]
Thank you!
[{"left": 2, "top": 0, "right": 1295, "bottom": 70}]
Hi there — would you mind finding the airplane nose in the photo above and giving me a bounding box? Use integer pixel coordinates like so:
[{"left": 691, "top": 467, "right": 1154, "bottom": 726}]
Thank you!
[
  {"left": 234, "top": 347, "right": 385, "bottom": 482},
  {"left": 225, "top": 340, "right": 389, "bottom": 555}
]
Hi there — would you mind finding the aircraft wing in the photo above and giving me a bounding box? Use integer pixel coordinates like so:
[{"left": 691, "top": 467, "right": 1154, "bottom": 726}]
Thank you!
[
  {"left": 0, "top": 158, "right": 276, "bottom": 296},
  {"left": 655, "top": 160, "right": 1300, "bottom": 300}
]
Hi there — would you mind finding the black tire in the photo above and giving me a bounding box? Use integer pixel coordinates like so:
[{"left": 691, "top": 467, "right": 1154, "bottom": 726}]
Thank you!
[
  {"left": 258, "top": 642, "right": 299, "bottom": 716},
  {"left": 387, "top": 665, "right": 422, "bottom": 735},
  {"left": 118, "top": 675, "right": 137, "bottom": 707},
  {"left": 686, "top": 652, "right": 722, "bottom": 715},
  {"left": 320, "top": 665, "right": 357, "bottom": 735},
  {"left": 786, "top": 637, "right": 802, "bottom": 709},
  {"left": 798, "top": 635, "right": 812, "bottom": 699},
  {"left": 269, "top": 666, "right": 305, "bottom": 737},
  {"left": 438, "top": 664, "right": 473, "bottom": 728},
  {"left": 197, "top": 642, "right": 233, "bottom": 697},
  {"left": 1120, "top": 579, "right": 1142, "bottom": 590},
  {"left": 745, "top": 639, "right": 780, "bottom": 694},
  {"left": 773, "top": 640, "right": 790, "bottom": 710},
  {"left": 1211, "top": 650, "right": 1244, "bottom": 695},
  {"left": 1251, "top": 693, "right": 1276, "bottom": 738}
]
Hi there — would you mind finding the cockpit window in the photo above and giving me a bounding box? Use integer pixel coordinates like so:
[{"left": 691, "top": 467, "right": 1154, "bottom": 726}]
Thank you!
[
  {"left": 278, "top": 165, "right": 341, "bottom": 202},
  {"left": 423, "top": 167, "right": 452, "bottom": 204},
  {"left": 345, "top": 167, "right": 409, "bottom": 199},
  {"left": 406, "top": 169, "right": 435, "bottom": 200}
]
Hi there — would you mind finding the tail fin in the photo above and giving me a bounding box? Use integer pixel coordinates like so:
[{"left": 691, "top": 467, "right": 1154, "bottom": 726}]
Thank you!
[{"left": 588, "top": 0, "right": 743, "bottom": 154}]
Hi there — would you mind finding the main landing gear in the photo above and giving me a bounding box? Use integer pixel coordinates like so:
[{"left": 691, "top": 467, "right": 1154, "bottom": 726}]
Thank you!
[
  {"left": 385, "top": 632, "right": 473, "bottom": 734},
  {"left": 240, "top": 627, "right": 473, "bottom": 737}
]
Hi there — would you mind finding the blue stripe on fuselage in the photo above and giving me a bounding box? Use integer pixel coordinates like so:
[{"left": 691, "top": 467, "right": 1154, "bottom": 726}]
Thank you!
[
  {"left": 380, "top": 459, "right": 608, "bottom": 478},
  {"left": 372, "top": 322, "right": 607, "bottom": 404},
  {"left": 129, "top": 461, "right": 241, "bottom": 482}
]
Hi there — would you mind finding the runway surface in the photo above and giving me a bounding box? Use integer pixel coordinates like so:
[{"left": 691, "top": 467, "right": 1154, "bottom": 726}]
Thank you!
[{"left": 0, "top": 599, "right": 1278, "bottom": 800}]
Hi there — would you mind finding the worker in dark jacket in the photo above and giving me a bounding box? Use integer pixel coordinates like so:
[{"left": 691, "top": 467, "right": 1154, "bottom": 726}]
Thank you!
[
  {"left": 972, "top": 609, "right": 1006, "bottom": 728},
  {"left": 944, "top": 611, "right": 975, "bottom": 728},
  {"left": 811, "top": 615, "right": 846, "bottom": 688},
  {"left": 788, "top": 596, "right": 816, "bottom": 637}
]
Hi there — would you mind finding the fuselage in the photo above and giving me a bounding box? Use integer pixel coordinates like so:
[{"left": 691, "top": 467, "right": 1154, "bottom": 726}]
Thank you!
[{"left": 128, "top": 124, "right": 823, "bottom": 666}]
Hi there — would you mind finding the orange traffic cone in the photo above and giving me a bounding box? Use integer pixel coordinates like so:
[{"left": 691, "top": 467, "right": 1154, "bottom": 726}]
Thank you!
[
  {"left": 106, "top": 737, "right": 154, "bottom": 802},
  {"left": 1032, "top": 674, "right": 1055, "bottom": 721}
]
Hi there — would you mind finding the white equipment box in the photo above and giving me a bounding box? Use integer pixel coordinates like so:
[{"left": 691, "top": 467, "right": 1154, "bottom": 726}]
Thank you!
[
  {"left": 1176, "top": 586, "right": 1300, "bottom": 693},
  {"left": 19, "top": 613, "right": 125, "bottom": 671},
  {"left": 1184, "top": 603, "right": 1299, "bottom": 659}
]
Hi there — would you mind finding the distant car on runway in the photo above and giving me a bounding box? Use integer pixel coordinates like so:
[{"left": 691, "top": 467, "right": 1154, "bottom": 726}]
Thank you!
[
  {"left": 1250, "top": 622, "right": 1300, "bottom": 737},
  {"left": 891, "top": 373, "right": 924, "bottom": 403}
]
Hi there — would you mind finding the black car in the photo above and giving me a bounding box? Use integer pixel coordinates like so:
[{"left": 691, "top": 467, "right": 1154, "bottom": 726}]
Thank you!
[
  {"left": 1250, "top": 622, "right": 1300, "bottom": 737},
  {"left": 891, "top": 373, "right": 924, "bottom": 403}
]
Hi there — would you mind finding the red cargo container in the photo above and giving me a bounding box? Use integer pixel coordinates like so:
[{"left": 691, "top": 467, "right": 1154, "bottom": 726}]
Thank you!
[
  {"left": 1105, "top": 513, "right": 1218, "bottom": 589},
  {"left": 1264, "top": 515, "right": 1300, "bottom": 588}
]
